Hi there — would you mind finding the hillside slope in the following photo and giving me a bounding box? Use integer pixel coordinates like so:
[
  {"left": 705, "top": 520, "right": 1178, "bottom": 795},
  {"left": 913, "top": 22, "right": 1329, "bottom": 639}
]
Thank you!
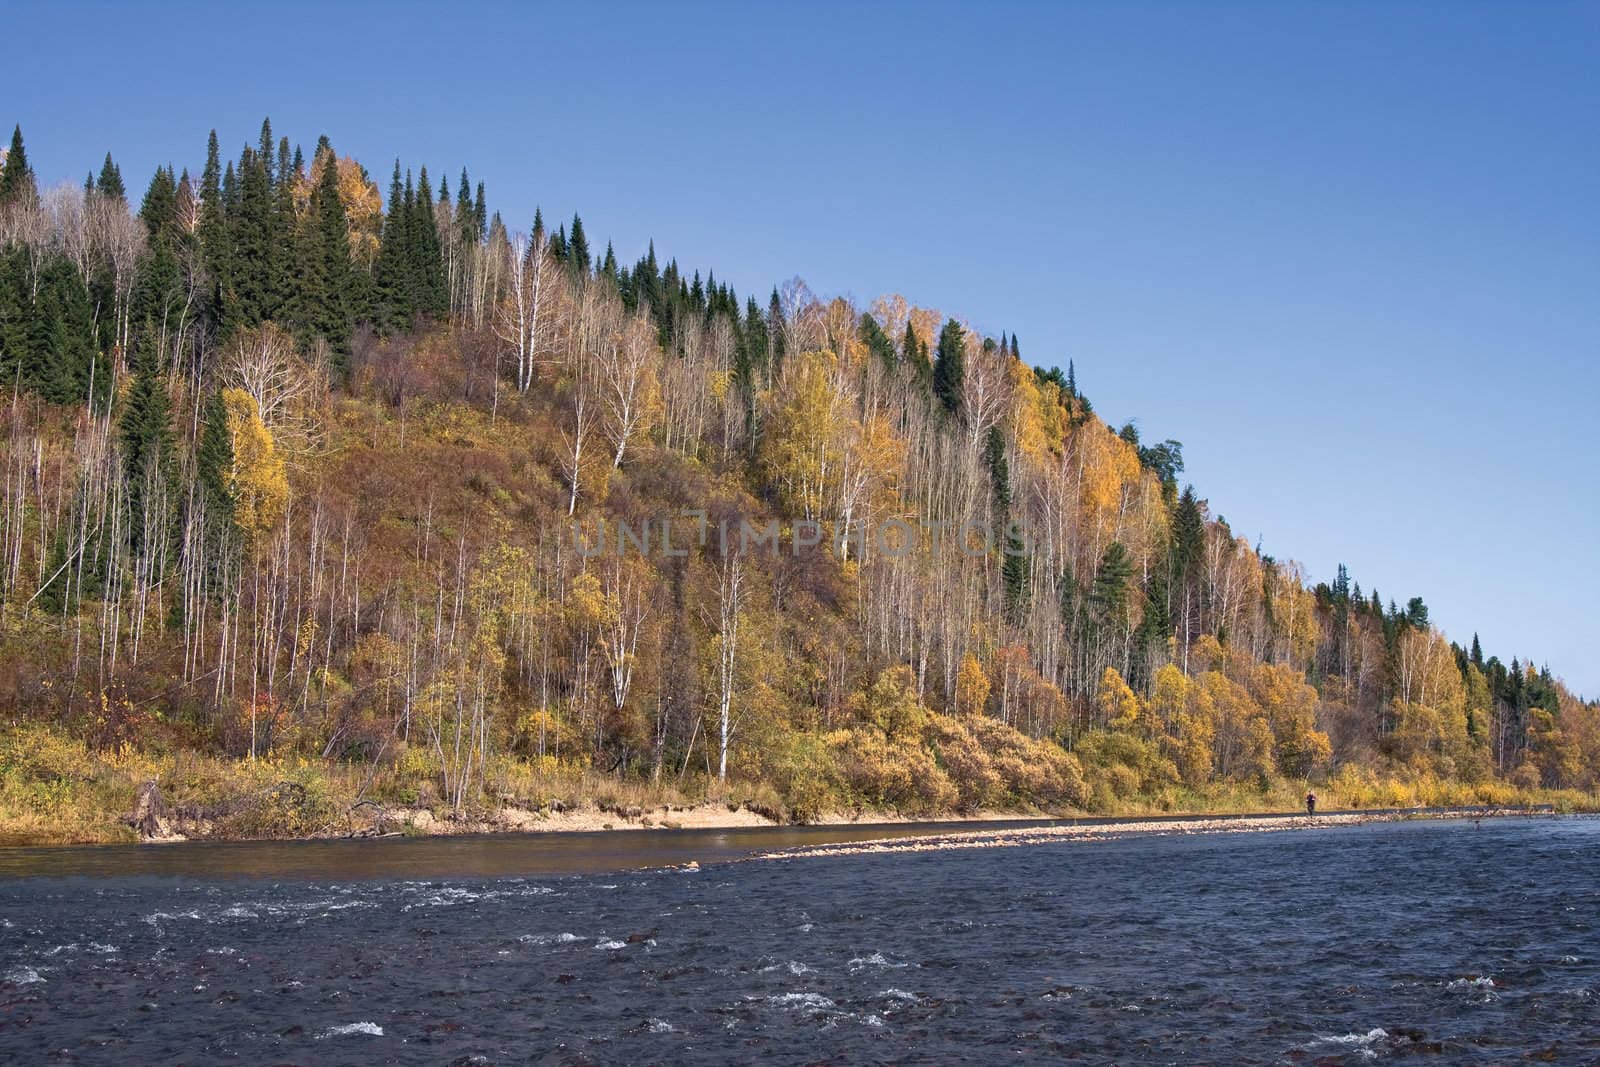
[{"left": 0, "top": 121, "right": 1594, "bottom": 842}]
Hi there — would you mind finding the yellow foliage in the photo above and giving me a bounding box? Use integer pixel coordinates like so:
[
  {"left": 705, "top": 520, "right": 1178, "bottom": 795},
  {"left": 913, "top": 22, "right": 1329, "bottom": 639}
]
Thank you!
[
  {"left": 1006, "top": 357, "right": 1052, "bottom": 464},
  {"left": 295, "top": 149, "right": 385, "bottom": 268},
  {"left": 223, "top": 387, "right": 289, "bottom": 539},
  {"left": 955, "top": 653, "right": 991, "bottom": 716},
  {"left": 1095, "top": 666, "right": 1145, "bottom": 735},
  {"left": 850, "top": 666, "right": 926, "bottom": 741}
]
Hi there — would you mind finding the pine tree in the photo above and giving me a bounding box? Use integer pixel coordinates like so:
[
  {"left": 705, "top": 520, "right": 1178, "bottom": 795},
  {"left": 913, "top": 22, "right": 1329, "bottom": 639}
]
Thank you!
[
  {"left": 0, "top": 125, "right": 36, "bottom": 207},
  {"left": 933, "top": 318, "right": 966, "bottom": 415}
]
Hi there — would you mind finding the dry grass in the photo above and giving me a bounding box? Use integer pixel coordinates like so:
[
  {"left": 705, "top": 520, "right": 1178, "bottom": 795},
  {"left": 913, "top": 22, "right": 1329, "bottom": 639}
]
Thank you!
[{"left": 1, "top": 723, "right": 1594, "bottom": 847}]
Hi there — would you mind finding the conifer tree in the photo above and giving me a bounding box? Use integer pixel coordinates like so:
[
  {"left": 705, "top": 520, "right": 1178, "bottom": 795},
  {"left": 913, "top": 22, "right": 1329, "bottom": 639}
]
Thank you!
[
  {"left": 119, "top": 321, "right": 175, "bottom": 548},
  {"left": 139, "top": 166, "right": 177, "bottom": 242},
  {"left": 30, "top": 260, "right": 104, "bottom": 406},
  {"left": 96, "top": 153, "right": 126, "bottom": 202},
  {"left": 0, "top": 125, "right": 35, "bottom": 206},
  {"left": 767, "top": 288, "right": 786, "bottom": 373},
  {"left": 374, "top": 161, "right": 410, "bottom": 330},
  {"left": 196, "top": 389, "right": 235, "bottom": 523},
  {"left": 225, "top": 145, "right": 277, "bottom": 330},
  {"left": 933, "top": 318, "right": 966, "bottom": 415},
  {"left": 568, "top": 214, "right": 590, "bottom": 283},
  {"left": 0, "top": 246, "right": 30, "bottom": 384},
  {"left": 455, "top": 169, "right": 476, "bottom": 246},
  {"left": 307, "top": 145, "right": 354, "bottom": 374}
]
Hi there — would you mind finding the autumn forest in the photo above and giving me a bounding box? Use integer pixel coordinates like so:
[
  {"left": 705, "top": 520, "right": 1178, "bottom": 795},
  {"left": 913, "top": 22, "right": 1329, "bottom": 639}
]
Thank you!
[{"left": 0, "top": 121, "right": 1594, "bottom": 842}]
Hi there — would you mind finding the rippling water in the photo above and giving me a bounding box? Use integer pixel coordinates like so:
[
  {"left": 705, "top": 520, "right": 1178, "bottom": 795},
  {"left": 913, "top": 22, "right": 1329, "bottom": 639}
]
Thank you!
[{"left": 1, "top": 817, "right": 1596, "bottom": 1064}]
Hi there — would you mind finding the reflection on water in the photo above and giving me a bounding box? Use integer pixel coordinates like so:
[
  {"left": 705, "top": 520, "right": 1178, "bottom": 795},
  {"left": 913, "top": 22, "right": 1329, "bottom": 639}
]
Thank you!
[
  {"left": 1, "top": 818, "right": 1596, "bottom": 1064},
  {"left": 0, "top": 818, "right": 1071, "bottom": 880}
]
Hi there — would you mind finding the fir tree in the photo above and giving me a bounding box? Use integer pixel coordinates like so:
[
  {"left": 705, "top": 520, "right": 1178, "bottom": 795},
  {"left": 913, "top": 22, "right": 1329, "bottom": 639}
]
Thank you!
[
  {"left": 224, "top": 145, "right": 277, "bottom": 330},
  {"left": 767, "top": 289, "right": 786, "bottom": 373},
  {"left": 1091, "top": 540, "right": 1135, "bottom": 626},
  {"left": 933, "top": 318, "right": 966, "bottom": 415},
  {"left": 30, "top": 260, "right": 104, "bottom": 407},
  {"left": 0, "top": 245, "right": 30, "bottom": 385},
  {"left": 305, "top": 145, "right": 354, "bottom": 374},
  {"left": 374, "top": 160, "right": 410, "bottom": 330},
  {"left": 118, "top": 321, "right": 175, "bottom": 548},
  {"left": 568, "top": 214, "right": 590, "bottom": 282},
  {"left": 96, "top": 152, "right": 126, "bottom": 201},
  {"left": 195, "top": 389, "right": 235, "bottom": 525},
  {"left": 859, "top": 313, "right": 896, "bottom": 373},
  {"left": 0, "top": 125, "right": 36, "bottom": 207},
  {"left": 455, "top": 169, "right": 476, "bottom": 246},
  {"left": 139, "top": 165, "right": 178, "bottom": 242},
  {"left": 410, "top": 166, "right": 446, "bottom": 315}
]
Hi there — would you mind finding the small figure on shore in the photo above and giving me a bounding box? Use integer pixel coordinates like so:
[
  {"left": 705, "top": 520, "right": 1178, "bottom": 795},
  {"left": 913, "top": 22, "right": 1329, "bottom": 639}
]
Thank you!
[{"left": 1305, "top": 791, "right": 1317, "bottom": 817}]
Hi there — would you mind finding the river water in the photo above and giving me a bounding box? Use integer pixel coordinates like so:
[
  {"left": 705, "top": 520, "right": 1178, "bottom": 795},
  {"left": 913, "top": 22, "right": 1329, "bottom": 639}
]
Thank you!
[{"left": 1, "top": 817, "right": 1595, "bottom": 1064}]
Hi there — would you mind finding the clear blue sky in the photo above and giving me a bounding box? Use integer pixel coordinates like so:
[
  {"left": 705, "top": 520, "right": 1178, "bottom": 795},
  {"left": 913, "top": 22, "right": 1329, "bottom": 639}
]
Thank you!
[{"left": 11, "top": 1, "right": 1598, "bottom": 694}]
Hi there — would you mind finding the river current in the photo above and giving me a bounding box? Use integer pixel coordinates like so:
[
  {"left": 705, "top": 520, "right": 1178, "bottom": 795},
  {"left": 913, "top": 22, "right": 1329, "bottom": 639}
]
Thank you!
[{"left": 1, "top": 817, "right": 1596, "bottom": 1064}]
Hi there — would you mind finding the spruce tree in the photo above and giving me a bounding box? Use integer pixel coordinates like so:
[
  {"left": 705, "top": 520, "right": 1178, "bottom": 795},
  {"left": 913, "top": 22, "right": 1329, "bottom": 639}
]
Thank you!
[
  {"left": 118, "top": 321, "right": 175, "bottom": 549},
  {"left": 196, "top": 389, "right": 235, "bottom": 525},
  {"left": 225, "top": 145, "right": 276, "bottom": 330},
  {"left": 309, "top": 146, "right": 354, "bottom": 375},
  {"left": 455, "top": 169, "right": 476, "bottom": 246},
  {"left": 374, "top": 161, "right": 410, "bottom": 331},
  {"left": 933, "top": 318, "right": 966, "bottom": 415},
  {"left": 257, "top": 118, "right": 276, "bottom": 188},
  {"left": 568, "top": 214, "right": 590, "bottom": 283},
  {"left": 1091, "top": 541, "right": 1134, "bottom": 626},
  {"left": 767, "top": 289, "right": 786, "bottom": 373},
  {"left": 0, "top": 246, "right": 29, "bottom": 385},
  {"left": 96, "top": 153, "right": 126, "bottom": 202},
  {"left": 0, "top": 125, "right": 35, "bottom": 207},
  {"left": 986, "top": 425, "right": 1030, "bottom": 621},
  {"left": 860, "top": 313, "right": 896, "bottom": 373},
  {"left": 139, "top": 166, "right": 177, "bottom": 241},
  {"left": 410, "top": 166, "right": 446, "bottom": 315},
  {"left": 30, "top": 260, "right": 104, "bottom": 407}
]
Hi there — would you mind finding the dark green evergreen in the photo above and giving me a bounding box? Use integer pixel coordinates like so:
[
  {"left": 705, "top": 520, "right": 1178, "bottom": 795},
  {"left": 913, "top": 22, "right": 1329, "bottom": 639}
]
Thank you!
[
  {"left": 933, "top": 318, "right": 965, "bottom": 415},
  {"left": 0, "top": 125, "right": 35, "bottom": 206},
  {"left": 118, "top": 321, "right": 175, "bottom": 548}
]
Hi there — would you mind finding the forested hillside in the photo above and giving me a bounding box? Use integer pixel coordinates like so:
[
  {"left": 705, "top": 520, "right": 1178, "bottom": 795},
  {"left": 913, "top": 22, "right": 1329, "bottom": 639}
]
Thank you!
[{"left": 0, "top": 121, "right": 1594, "bottom": 841}]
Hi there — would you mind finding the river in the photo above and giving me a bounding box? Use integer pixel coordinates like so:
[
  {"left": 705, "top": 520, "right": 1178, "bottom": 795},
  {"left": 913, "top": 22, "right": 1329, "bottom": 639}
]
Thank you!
[{"left": 1, "top": 816, "right": 1595, "bottom": 1063}]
